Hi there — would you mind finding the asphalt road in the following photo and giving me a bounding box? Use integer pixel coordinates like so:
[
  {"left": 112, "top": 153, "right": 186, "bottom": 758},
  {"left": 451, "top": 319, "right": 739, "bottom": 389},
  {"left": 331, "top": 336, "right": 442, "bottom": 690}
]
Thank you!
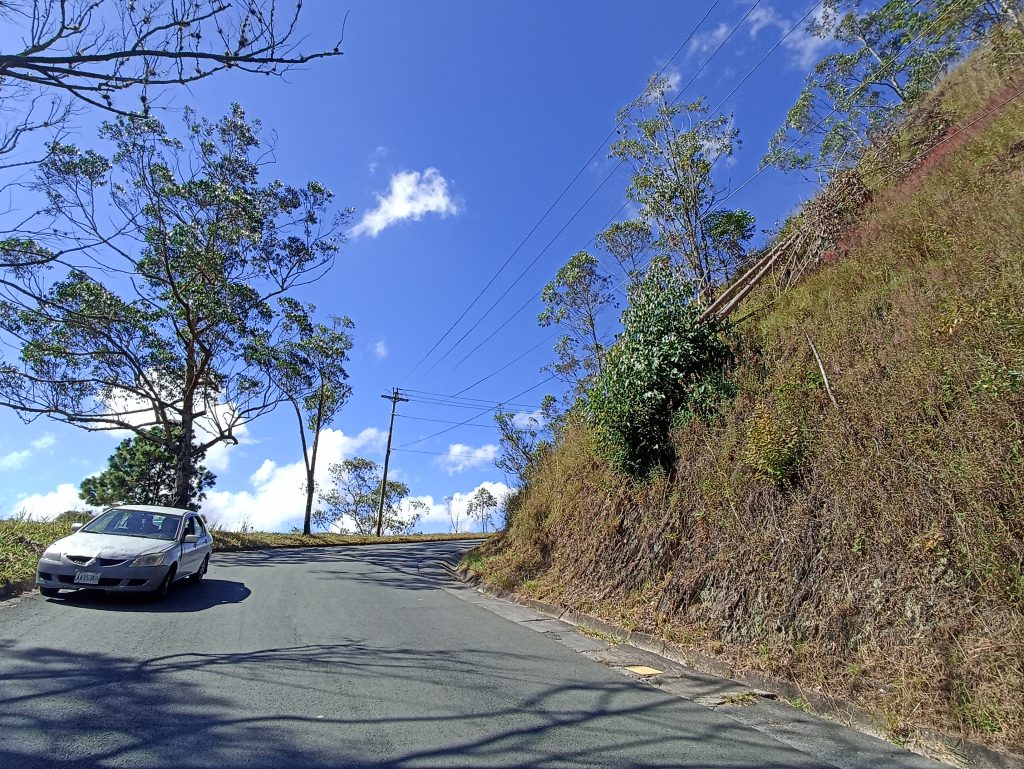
[{"left": 0, "top": 541, "right": 930, "bottom": 768}]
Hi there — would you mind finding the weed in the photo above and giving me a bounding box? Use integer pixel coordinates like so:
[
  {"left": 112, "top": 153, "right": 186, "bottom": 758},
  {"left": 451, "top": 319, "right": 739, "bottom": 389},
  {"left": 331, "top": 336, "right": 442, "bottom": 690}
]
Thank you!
[
  {"left": 721, "top": 691, "right": 757, "bottom": 707},
  {"left": 788, "top": 698, "right": 811, "bottom": 713}
]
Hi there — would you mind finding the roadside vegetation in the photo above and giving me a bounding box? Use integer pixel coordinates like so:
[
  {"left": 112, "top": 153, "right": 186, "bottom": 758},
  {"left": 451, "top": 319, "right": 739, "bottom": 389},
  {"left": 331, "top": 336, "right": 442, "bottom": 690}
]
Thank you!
[{"left": 477, "top": 13, "right": 1024, "bottom": 758}]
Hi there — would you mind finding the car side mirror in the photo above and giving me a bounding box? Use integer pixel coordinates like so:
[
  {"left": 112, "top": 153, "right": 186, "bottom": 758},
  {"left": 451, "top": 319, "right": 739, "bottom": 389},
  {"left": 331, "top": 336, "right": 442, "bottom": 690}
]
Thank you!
[
  {"left": 70, "top": 522, "right": 83, "bottom": 532},
  {"left": 183, "top": 534, "right": 199, "bottom": 544}
]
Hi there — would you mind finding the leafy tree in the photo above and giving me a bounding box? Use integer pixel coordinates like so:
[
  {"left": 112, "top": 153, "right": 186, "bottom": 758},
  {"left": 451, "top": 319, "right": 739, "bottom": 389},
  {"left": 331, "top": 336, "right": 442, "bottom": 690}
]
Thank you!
[
  {"left": 264, "top": 303, "right": 354, "bottom": 535},
  {"left": 538, "top": 251, "right": 616, "bottom": 396},
  {"left": 493, "top": 402, "right": 552, "bottom": 485},
  {"left": 763, "top": 0, "right": 1005, "bottom": 178},
  {"left": 466, "top": 486, "right": 499, "bottom": 533},
  {"left": 79, "top": 426, "right": 215, "bottom": 510},
  {"left": 582, "top": 259, "right": 735, "bottom": 478},
  {"left": 0, "top": 105, "right": 347, "bottom": 508},
  {"left": 0, "top": 0, "right": 344, "bottom": 162},
  {"left": 596, "top": 219, "right": 654, "bottom": 290},
  {"left": 316, "top": 457, "right": 425, "bottom": 535},
  {"left": 611, "top": 76, "right": 755, "bottom": 299}
]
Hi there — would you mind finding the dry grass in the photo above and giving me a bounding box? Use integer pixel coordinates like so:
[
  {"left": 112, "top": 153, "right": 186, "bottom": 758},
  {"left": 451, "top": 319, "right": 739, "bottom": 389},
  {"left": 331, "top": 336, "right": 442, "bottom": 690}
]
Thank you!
[{"left": 477, "top": 40, "right": 1024, "bottom": 752}]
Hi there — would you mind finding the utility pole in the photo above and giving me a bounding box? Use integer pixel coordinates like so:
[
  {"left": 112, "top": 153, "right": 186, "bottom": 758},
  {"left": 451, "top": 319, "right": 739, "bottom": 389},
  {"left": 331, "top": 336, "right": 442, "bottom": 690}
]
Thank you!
[{"left": 376, "top": 387, "right": 408, "bottom": 537}]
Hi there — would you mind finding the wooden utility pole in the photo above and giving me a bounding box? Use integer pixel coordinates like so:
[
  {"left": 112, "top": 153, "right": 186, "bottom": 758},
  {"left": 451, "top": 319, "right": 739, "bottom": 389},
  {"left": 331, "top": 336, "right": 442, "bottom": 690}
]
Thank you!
[{"left": 376, "top": 388, "right": 408, "bottom": 537}]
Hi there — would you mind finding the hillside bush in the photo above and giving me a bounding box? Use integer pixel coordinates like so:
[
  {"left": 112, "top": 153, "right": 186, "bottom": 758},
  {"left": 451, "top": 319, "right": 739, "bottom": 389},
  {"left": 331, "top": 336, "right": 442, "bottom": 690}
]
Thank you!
[{"left": 582, "top": 259, "right": 734, "bottom": 477}]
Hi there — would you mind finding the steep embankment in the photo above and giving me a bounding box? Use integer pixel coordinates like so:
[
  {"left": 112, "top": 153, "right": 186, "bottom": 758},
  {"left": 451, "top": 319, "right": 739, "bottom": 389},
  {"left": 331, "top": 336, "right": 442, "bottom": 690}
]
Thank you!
[{"left": 476, "top": 43, "right": 1024, "bottom": 755}]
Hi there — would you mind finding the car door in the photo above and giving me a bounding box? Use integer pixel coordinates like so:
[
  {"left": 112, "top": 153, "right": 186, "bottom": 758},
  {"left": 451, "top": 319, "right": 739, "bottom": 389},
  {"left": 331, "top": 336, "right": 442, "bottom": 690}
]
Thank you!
[
  {"left": 192, "top": 516, "right": 213, "bottom": 565},
  {"left": 179, "top": 516, "right": 202, "bottom": 575}
]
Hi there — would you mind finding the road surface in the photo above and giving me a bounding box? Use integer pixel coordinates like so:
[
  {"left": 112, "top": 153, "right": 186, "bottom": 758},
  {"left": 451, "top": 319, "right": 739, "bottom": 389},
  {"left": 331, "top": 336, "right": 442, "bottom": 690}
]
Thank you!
[{"left": 0, "top": 541, "right": 942, "bottom": 768}]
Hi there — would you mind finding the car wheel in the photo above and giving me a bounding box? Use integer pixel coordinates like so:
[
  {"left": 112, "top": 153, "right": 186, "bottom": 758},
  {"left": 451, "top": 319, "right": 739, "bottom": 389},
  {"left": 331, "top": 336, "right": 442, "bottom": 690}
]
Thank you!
[
  {"left": 150, "top": 564, "right": 176, "bottom": 601},
  {"left": 189, "top": 555, "right": 209, "bottom": 584},
  {"left": 39, "top": 586, "right": 60, "bottom": 598}
]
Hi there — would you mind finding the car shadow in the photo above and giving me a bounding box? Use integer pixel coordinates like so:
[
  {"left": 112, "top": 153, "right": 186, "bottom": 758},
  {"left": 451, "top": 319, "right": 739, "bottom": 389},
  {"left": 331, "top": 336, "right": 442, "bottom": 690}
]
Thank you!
[{"left": 46, "top": 578, "right": 250, "bottom": 613}]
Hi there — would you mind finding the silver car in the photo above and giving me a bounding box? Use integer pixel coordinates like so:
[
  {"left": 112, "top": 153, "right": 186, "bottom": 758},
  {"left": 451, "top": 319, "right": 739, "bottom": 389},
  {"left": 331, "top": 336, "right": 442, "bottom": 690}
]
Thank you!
[{"left": 36, "top": 505, "right": 213, "bottom": 600}]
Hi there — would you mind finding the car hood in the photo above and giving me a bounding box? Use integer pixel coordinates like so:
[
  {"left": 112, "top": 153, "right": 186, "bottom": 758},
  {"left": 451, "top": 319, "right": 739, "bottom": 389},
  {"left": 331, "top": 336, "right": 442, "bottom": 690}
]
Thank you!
[{"left": 48, "top": 532, "right": 175, "bottom": 559}]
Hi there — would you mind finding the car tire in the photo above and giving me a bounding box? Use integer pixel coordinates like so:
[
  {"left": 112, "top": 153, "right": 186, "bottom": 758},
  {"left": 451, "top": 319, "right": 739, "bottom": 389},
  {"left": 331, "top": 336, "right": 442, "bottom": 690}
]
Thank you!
[
  {"left": 188, "top": 556, "right": 209, "bottom": 584},
  {"left": 150, "top": 564, "right": 176, "bottom": 601},
  {"left": 39, "top": 586, "right": 60, "bottom": 598}
]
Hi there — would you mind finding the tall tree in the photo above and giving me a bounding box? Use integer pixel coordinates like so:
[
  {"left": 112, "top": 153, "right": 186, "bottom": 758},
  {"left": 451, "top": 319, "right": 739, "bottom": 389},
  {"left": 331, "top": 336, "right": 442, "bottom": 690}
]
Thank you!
[
  {"left": 611, "top": 76, "right": 755, "bottom": 299},
  {"left": 596, "top": 219, "right": 654, "bottom": 290},
  {"left": 466, "top": 486, "right": 498, "bottom": 533},
  {"left": 0, "top": 0, "right": 345, "bottom": 162},
  {"left": 0, "top": 105, "right": 348, "bottom": 508},
  {"left": 493, "top": 401, "right": 553, "bottom": 486},
  {"left": 79, "top": 426, "right": 215, "bottom": 510},
  {"left": 762, "top": 0, "right": 1005, "bottom": 178},
  {"left": 264, "top": 302, "right": 354, "bottom": 535},
  {"left": 316, "top": 457, "right": 425, "bottom": 535},
  {"left": 537, "top": 251, "right": 616, "bottom": 397}
]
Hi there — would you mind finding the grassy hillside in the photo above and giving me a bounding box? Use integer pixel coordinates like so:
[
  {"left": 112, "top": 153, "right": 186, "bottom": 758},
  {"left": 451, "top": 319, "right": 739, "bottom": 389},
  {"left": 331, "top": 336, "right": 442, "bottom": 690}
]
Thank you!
[{"left": 475, "top": 41, "right": 1023, "bottom": 752}]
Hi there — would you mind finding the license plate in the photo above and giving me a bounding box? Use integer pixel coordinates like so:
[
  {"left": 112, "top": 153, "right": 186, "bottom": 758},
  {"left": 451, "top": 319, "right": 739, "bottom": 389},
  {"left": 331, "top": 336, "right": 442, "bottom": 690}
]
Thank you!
[{"left": 74, "top": 571, "right": 100, "bottom": 585}]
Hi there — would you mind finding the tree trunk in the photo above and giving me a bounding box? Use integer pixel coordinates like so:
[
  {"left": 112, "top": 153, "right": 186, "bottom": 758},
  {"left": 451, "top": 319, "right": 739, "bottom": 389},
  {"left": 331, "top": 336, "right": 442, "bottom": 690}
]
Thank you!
[
  {"left": 173, "top": 406, "right": 194, "bottom": 509},
  {"left": 303, "top": 467, "right": 315, "bottom": 535},
  {"left": 172, "top": 360, "right": 197, "bottom": 510}
]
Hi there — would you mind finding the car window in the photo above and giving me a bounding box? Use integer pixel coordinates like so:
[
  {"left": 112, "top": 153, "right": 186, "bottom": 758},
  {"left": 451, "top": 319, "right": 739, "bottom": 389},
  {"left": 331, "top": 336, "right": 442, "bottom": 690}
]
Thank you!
[
  {"left": 193, "top": 517, "right": 208, "bottom": 538},
  {"left": 82, "top": 509, "right": 182, "bottom": 541},
  {"left": 183, "top": 517, "right": 197, "bottom": 537}
]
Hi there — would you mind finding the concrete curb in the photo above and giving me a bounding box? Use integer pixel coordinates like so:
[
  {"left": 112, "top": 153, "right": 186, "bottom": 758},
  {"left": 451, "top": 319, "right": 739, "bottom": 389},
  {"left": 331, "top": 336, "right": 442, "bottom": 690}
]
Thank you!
[{"left": 443, "top": 563, "right": 1023, "bottom": 769}]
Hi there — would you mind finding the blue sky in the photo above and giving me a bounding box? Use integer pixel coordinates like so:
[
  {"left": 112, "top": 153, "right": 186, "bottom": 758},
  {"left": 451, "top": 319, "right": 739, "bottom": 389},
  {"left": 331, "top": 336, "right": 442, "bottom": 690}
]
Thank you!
[{"left": 0, "top": 0, "right": 829, "bottom": 531}]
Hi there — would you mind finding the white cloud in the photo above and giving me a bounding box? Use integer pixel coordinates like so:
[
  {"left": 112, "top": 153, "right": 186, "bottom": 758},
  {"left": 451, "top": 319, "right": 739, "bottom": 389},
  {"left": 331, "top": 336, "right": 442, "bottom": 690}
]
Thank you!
[
  {"left": 511, "top": 409, "right": 545, "bottom": 430},
  {"left": 9, "top": 483, "right": 96, "bottom": 520},
  {"left": 663, "top": 67, "right": 682, "bottom": 92},
  {"left": 200, "top": 427, "right": 386, "bottom": 531},
  {"left": 0, "top": 432, "right": 56, "bottom": 472},
  {"left": 0, "top": 449, "right": 32, "bottom": 472},
  {"left": 352, "top": 168, "right": 461, "bottom": 238},
  {"left": 436, "top": 443, "right": 498, "bottom": 475},
  {"left": 31, "top": 434, "right": 56, "bottom": 451},
  {"left": 403, "top": 480, "right": 512, "bottom": 533},
  {"left": 373, "top": 340, "right": 389, "bottom": 360},
  {"left": 368, "top": 145, "right": 388, "bottom": 174},
  {"left": 688, "top": 23, "right": 730, "bottom": 59},
  {"left": 748, "top": 4, "right": 782, "bottom": 37},
  {"left": 747, "top": 3, "right": 830, "bottom": 70}
]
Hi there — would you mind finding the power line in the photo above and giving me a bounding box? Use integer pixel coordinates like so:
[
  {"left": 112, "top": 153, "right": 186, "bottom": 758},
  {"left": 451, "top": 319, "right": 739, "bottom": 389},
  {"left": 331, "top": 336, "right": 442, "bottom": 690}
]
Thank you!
[
  {"left": 451, "top": 330, "right": 559, "bottom": 397},
  {"left": 395, "top": 375, "right": 556, "bottom": 450},
  {"left": 390, "top": 447, "right": 464, "bottom": 457},
  {"left": 402, "top": 391, "right": 542, "bottom": 410},
  {"left": 396, "top": 414, "right": 497, "bottom": 428},
  {"left": 400, "top": 0, "right": 729, "bottom": 384}
]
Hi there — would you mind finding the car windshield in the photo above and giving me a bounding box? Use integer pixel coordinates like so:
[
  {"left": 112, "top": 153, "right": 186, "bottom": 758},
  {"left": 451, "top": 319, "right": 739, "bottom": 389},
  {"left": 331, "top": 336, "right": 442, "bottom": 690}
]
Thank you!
[{"left": 81, "top": 509, "right": 182, "bottom": 541}]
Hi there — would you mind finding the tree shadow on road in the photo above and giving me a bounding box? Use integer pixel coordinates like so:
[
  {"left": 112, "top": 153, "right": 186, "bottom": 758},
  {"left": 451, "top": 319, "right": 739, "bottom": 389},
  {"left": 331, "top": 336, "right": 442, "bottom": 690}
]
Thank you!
[
  {"left": 0, "top": 638, "right": 834, "bottom": 769},
  {"left": 217, "top": 541, "right": 472, "bottom": 592}
]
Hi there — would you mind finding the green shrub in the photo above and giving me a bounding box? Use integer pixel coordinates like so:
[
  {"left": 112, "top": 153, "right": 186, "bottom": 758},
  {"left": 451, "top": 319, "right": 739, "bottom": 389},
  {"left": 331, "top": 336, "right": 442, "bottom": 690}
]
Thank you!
[{"left": 582, "top": 260, "right": 734, "bottom": 477}]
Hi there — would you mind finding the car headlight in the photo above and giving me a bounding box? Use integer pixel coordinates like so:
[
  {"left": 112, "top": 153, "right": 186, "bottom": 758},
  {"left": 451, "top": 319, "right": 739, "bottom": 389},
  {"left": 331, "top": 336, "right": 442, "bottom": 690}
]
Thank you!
[
  {"left": 39, "top": 547, "right": 62, "bottom": 561},
  {"left": 130, "top": 551, "right": 170, "bottom": 568}
]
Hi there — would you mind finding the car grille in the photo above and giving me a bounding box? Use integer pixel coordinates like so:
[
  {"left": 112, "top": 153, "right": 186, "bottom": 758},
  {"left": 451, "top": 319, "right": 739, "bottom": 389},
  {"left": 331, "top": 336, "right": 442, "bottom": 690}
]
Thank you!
[{"left": 64, "top": 556, "right": 128, "bottom": 567}]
